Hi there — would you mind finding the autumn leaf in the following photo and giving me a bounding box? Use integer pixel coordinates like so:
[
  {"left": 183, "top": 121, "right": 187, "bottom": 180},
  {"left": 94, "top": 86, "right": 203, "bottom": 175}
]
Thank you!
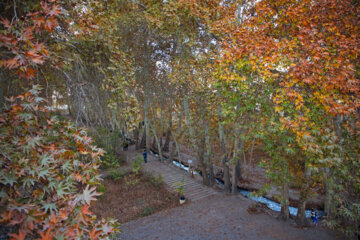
[
  {"left": 89, "top": 227, "right": 101, "bottom": 240},
  {"left": 38, "top": 228, "right": 54, "bottom": 240},
  {"left": 0, "top": 18, "right": 11, "bottom": 28},
  {"left": 9, "top": 230, "right": 26, "bottom": 240},
  {"left": 78, "top": 185, "right": 101, "bottom": 204},
  {"left": 26, "top": 68, "right": 36, "bottom": 79}
]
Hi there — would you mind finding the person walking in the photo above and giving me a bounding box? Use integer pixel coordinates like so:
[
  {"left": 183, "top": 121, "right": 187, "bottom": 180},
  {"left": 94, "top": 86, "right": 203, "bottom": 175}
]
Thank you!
[
  {"left": 143, "top": 149, "right": 147, "bottom": 163},
  {"left": 311, "top": 209, "right": 318, "bottom": 226}
]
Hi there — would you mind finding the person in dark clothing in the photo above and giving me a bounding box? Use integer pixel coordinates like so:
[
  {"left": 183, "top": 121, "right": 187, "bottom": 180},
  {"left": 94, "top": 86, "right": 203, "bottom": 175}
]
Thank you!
[
  {"left": 311, "top": 209, "right": 318, "bottom": 225},
  {"left": 123, "top": 141, "right": 129, "bottom": 151},
  {"left": 143, "top": 149, "right": 147, "bottom": 163}
]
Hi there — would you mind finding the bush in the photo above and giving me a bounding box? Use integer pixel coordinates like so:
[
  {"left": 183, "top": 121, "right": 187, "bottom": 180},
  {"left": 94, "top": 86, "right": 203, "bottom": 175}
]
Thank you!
[
  {"left": 98, "top": 184, "right": 107, "bottom": 193},
  {"left": 89, "top": 128, "right": 125, "bottom": 169},
  {"left": 0, "top": 86, "right": 119, "bottom": 239},
  {"left": 172, "top": 178, "right": 185, "bottom": 196},
  {"left": 150, "top": 173, "right": 163, "bottom": 190},
  {"left": 124, "top": 174, "right": 140, "bottom": 189},
  {"left": 108, "top": 169, "right": 127, "bottom": 181},
  {"left": 131, "top": 156, "right": 144, "bottom": 175},
  {"left": 101, "top": 152, "right": 125, "bottom": 169},
  {"left": 141, "top": 207, "right": 154, "bottom": 217}
]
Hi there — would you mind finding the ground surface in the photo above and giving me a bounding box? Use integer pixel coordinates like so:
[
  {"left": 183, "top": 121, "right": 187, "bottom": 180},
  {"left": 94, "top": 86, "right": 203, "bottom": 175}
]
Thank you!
[
  {"left": 91, "top": 172, "right": 179, "bottom": 224},
  {"left": 120, "top": 194, "right": 341, "bottom": 240},
  {"left": 116, "top": 146, "right": 342, "bottom": 240}
]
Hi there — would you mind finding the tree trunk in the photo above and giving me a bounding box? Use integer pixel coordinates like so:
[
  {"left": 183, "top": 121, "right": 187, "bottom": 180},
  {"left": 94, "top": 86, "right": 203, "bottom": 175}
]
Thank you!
[
  {"left": 169, "top": 141, "right": 176, "bottom": 162},
  {"left": 163, "top": 128, "right": 171, "bottom": 152},
  {"left": 296, "top": 166, "right": 311, "bottom": 226},
  {"left": 223, "top": 162, "right": 231, "bottom": 193},
  {"left": 149, "top": 107, "right": 163, "bottom": 162},
  {"left": 151, "top": 136, "right": 156, "bottom": 151},
  {"left": 295, "top": 189, "right": 308, "bottom": 226},
  {"left": 134, "top": 125, "right": 140, "bottom": 150},
  {"left": 208, "top": 163, "right": 215, "bottom": 186},
  {"left": 170, "top": 107, "right": 184, "bottom": 163},
  {"left": 205, "top": 122, "right": 215, "bottom": 186},
  {"left": 237, "top": 132, "right": 245, "bottom": 180},
  {"left": 232, "top": 125, "right": 240, "bottom": 194},
  {"left": 144, "top": 98, "right": 151, "bottom": 152},
  {"left": 173, "top": 134, "right": 182, "bottom": 163},
  {"left": 218, "top": 105, "right": 230, "bottom": 192},
  {"left": 198, "top": 125, "right": 209, "bottom": 186},
  {"left": 163, "top": 99, "right": 173, "bottom": 152},
  {"left": 139, "top": 128, "right": 146, "bottom": 149},
  {"left": 248, "top": 136, "right": 255, "bottom": 167},
  {"left": 280, "top": 181, "right": 290, "bottom": 221},
  {"left": 324, "top": 170, "right": 333, "bottom": 217},
  {"left": 198, "top": 142, "right": 209, "bottom": 186}
]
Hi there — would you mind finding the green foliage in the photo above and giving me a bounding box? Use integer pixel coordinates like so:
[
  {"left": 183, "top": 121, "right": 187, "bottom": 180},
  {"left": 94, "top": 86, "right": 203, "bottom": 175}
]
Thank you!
[
  {"left": 0, "top": 86, "right": 119, "bottom": 239},
  {"left": 98, "top": 184, "right": 106, "bottom": 193},
  {"left": 101, "top": 152, "right": 125, "bottom": 169},
  {"left": 90, "top": 127, "right": 125, "bottom": 169},
  {"left": 132, "top": 156, "right": 144, "bottom": 175},
  {"left": 141, "top": 206, "right": 154, "bottom": 217},
  {"left": 124, "top": 174, "right": 140, "bottom": 189},
  {"left": 172, "top": 178, "right": 185, "bottom": 196},
  {"left": 108, "top": 169, "right": 127, "bottom": 181},
  {"left": 146, "top": 173, "right": 163, "bottom": 190}
]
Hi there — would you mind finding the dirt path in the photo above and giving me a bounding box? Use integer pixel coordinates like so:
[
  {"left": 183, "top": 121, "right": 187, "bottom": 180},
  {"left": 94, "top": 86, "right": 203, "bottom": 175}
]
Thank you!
[{"left": 118, "top": 146, "right": 342, "bottom": 240}]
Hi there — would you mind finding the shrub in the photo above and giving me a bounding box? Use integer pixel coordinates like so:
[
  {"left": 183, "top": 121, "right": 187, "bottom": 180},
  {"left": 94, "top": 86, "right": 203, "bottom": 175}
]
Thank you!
[
  {"left": 172, "top": 178, "right": 185, "bottom": 196},
  {"left": 98, "top": 184, "right": 107, "bottom": 193},
  {"left": 150, "top": 173, "right": 163, "bottom": 190},
  {"left": 141, "top": 207, "right": 154, "bottom": 217},
  {"left": 89, "top": 128, "right": 125, "bottom": 169},
  {"left": 101, "top": 152, "right": 124, "bottom": 169},
  {"left": 108, "top": 169, "right": 127, "bottom": 181},
  {"left": 0, "top": 86, "right": 119, "bottom": 239},
  {"left": 131, "top": 156, "right": 143, "bottom": 175},
  {"left": 124, "top": 174, "right": 140, "bottom": 189}
]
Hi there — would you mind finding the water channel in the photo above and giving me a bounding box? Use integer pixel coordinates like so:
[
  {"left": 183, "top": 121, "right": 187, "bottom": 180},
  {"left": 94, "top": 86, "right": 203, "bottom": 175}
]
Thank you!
[{"left": 150, "top": 151, "right": 321, "bottom": 218}]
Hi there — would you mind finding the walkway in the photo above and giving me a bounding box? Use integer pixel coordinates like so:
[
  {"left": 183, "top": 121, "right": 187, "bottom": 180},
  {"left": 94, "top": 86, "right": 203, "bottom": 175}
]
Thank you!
[
  {"left": 138, "top": 148, "right": 220, "bottom": 202},
  {"left": 119, "top": 146, "right": 342, "bottom": 240},
  {"left": 120, "top": 194, "right": 341, "bottom": 240}
]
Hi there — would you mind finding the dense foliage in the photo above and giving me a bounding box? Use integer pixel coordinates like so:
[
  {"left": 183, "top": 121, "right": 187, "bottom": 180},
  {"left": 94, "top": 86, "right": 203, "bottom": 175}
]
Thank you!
[
  {"left": 0, "top": 86, "right": 119, "bottom": 239},
  {"left": 1, "top": 0, "right": 359, "bottom": 238}
]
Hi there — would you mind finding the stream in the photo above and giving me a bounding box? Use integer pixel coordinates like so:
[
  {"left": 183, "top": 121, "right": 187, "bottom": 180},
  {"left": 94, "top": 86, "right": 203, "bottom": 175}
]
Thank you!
[{"left": 150, "top": 151, "right": 321, "bottom": 218}]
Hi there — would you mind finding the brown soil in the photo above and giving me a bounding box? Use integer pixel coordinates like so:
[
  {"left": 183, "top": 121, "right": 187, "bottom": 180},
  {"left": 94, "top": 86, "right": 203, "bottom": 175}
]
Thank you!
[
  {"left": 247, "top": 202, "right": 270, "bottom": 215},
  {"left": 91, "top": 172, "right": 180, "bottom": 223}
]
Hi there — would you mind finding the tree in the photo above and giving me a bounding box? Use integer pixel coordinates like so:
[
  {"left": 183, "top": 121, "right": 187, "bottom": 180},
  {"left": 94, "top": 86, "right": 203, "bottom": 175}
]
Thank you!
[{"left": 0, "top": 86, "right": 119, "bottom": 239}]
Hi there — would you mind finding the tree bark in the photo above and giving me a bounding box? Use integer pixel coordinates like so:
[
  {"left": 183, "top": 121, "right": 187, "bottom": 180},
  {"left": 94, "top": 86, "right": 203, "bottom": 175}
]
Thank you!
[
  {"left": 296, "top": 166, "right": 311, "bottom": 226},
  {"left": 198, "top": 123, "right": 210, "bottom": 186},
  {"left": 169, "top": 141, "right": 176, "bottom": 162},
  {"left": 139, "top": 127, "right": 146, "bottom": 149},
  {"left": 218, "top": 105, "right": 230, "bottom": 192},
  {"left": 198, "top": 134, "right": 209, "bottom": 186},
  {"left": 205, "top": 122, "right": 215, "bottom": 186},
  {"left": 232, "top": 125, "right": 240, "bottom": 194},
  {"left": 134, "top": 124, "right": 140, "bottom": 150},
  {"left": 151, "top": 136, "right": 156, "bottom": 151},
  {"left": 163, "top": 99, "right": 173, "bottom": 152},
  {"left": 248, "top": 136, "right": 255, "bottom": 167},
  {"left": 280, "top": 181, "right": 290, "bottom": 221},
  {"left": 149, "top": 119, "right": 163, "bottom": 162},
  {"left": 144, "top": 98, "right": 151, "bottom": 152},
  {"left": 163, "top": 128, "right": 171, "bottom": 152},
  {"left": 324, "top": 171, "right": 333, "bottom": 217}
]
